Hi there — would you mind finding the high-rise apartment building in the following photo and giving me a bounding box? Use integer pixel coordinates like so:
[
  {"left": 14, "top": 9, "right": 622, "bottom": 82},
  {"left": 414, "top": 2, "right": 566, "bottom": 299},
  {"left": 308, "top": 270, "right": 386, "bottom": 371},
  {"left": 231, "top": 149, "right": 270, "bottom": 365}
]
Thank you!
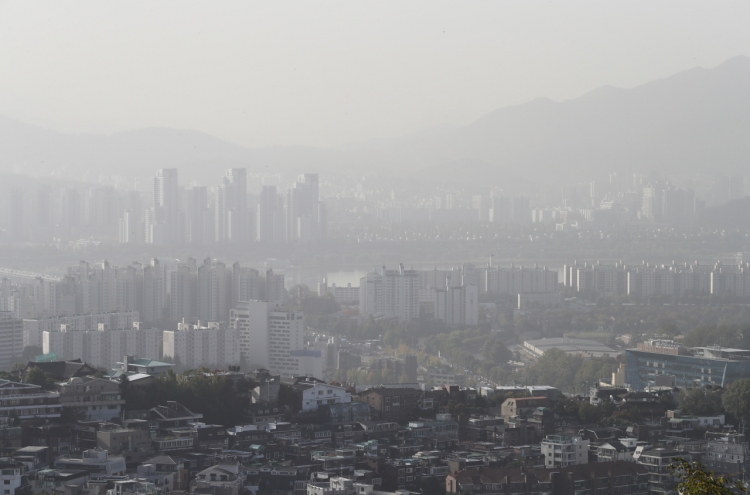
[
  {"left": 286, "top": 173, "right": 322, "bottom": 244},
  {"left": 197, "top": 258, "right": 231, "bottom": 323},
  {"left": 219, "top": 168, "right": 248, "bottom": 243},
  {"left": 256, "top": 186, "right": 285, "bottom": 244},
  {"left": 231, "top": 301, "right": 316, "bottom": 378},
  {"left": 170, "top": 259, "right": 198, "bottom": 322},
  {"left": 359, "top": 265, "right": 419, "bottom": 322},
  {"left": 149, "top": 169, "right": 180, "bottom": 244},
  {"left": 163, "top": 321, "right": 239, "bottom": 369},
  {"left": 0, "top": 312, "right": 23, "bottom": 371},
  {"left": 43, "top": 324, "right": 163, "bottom": 370}
]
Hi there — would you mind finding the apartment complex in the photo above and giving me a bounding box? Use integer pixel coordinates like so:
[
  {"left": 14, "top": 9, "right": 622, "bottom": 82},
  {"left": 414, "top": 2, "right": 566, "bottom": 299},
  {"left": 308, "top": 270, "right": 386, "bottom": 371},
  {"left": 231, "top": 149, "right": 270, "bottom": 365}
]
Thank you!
[
  {"left": 163, "top": 321, "right": 239, "bottom": 370},
  {"left": 43, "top": 325, "right": 163, "bottom": 370}
]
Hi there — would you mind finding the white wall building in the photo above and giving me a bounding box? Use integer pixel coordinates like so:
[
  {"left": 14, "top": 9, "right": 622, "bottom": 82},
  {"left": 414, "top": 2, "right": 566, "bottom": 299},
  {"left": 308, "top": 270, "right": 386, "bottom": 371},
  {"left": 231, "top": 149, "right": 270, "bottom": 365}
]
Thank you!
[
  {"left": 163, "top": 321, "right": 239, "bottom": 369},
  {"left": 232, "top": 301, "right": 319, "bottom": 378},
  {"left": 359, "top": 265, "right": 419, "bottom": 322},
  {"left": 432, "top": 285, "right": 479, "bottom": 327},
  {"left": 301, "top": 382, "right": 351, "bottom": 412},
  {"left": 541, "top": 434, "right": 589, "bottom": 468},
  {"left": 43, "top": 324, "right": 162, "bottom": 370},
  {"left": 23, "top": 311, "right": 139, "bottom": 348}
]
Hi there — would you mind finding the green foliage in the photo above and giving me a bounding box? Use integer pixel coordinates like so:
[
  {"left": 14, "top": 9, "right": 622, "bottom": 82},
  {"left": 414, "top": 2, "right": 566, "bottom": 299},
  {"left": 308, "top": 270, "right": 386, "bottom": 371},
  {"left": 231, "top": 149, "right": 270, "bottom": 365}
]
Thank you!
[
  {"left": 680, "top": 387, "right": 724, "bottom": 416},
  {"left": 522, "top": 349, "right": 616, "bottom": 392},
  {"left": 722, "top": 379, "right": 750, "bottom": 424},
  {"left": 288, "top": 284, "right": 341, "bottom": 316},
  {"left": 683, "top": 325, "right": 750, "bottom": 349},
  {"left": 121, "top": 370, "right": 255, "bottom": 426},
  {"left": 24, "top": 367, "right": 56, "bottom": 390},
  {"left": 481, "top": 338, "right": 513, "bottom": 365},
  {"left": 671, "top": 458, "right": 746, "bottom": 495}
]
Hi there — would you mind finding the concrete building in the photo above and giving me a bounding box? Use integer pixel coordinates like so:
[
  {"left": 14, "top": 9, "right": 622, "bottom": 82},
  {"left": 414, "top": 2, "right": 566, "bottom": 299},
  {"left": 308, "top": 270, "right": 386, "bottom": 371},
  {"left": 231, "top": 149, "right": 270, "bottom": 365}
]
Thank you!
[
  {"left": 626, "top": 342, "right": 750, "bottom": 390},
  {"left": 432, "top": 284, "right": 479, "bottom": 327},
  {"left": 0, "top": 458, "right": 31, "bottom": 495},
  {"left": 55, "top": 449, "right": 126, "bottom": 476},
  {"left": 23, "top": 311, "right": 139, "bottom": 348},
  {"left": 43, "top": 325, "right": 163, "bottom": 371},
  {"left": 57, "top": 376, "right": 124, "bottom": 421},
  {"left": 162, "top": 321, "right": 239, "bottom": 370},
  {"left": 522, "top": 338, "right": 620, "bottom": 360},
  {"left": 0, "top": 380, "right": 61, "bottom": 421},
  {"left": 357, "top": 387, "right": 423, "bottom": 421},
  {"left": 231, "top": 301, "right": 319, "bottom": 378},
  {"left": 359, "top": 265, "right": 419, "bottom": 322},
  {"left": 293, "top": 378, "right": 351, "bottom": 413},
  {"left": 541, "top": 434, "right": 590, "bottom": 468},
  {"left": 0, "top": 312, "right": 23, "bottom": 371}
]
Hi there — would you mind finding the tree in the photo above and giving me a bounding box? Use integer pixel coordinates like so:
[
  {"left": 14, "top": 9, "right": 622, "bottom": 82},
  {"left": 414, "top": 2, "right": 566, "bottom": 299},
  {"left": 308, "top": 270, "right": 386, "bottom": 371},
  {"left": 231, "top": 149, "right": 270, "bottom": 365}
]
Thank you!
[
  {"left": 722, "top": 379, "right": 750, "bottom": 424},
  {"left": 481, "top": 338, "right": 513, "bottom": 365},
  {"left": 680, "top": 387, "right": 724, "bottom": 417},
  {"left": 24, "top": 367, "right": 55, "bottom": 390},
  {"left": 671, "top": 458, "right": 746, "bottom": 495}
]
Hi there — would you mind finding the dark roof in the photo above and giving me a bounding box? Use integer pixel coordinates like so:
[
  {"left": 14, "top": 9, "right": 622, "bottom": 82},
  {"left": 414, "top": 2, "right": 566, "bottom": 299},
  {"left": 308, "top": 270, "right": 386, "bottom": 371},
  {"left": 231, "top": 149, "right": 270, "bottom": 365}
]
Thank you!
[
  {"left": 24, "top": 360, "right": 97, "bottom": 380},
  {"left": 143, "top": 455, "right": 177, "bottom": 466},
  {"left": 360, "top": 387, "right": 422, "bottom": 397},
  {"left": 508, "top": 396, "right": 550, "bottom": 404},
  {"left": 452, "top": 461, "right": 647, "bottom": 485}
]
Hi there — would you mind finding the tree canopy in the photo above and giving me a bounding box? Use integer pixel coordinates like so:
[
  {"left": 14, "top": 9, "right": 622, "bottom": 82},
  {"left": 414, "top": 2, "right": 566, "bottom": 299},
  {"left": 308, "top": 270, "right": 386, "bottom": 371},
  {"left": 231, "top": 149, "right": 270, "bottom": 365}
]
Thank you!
[{"left": 722, "top": 379, "right": 750, "bottom": 425}]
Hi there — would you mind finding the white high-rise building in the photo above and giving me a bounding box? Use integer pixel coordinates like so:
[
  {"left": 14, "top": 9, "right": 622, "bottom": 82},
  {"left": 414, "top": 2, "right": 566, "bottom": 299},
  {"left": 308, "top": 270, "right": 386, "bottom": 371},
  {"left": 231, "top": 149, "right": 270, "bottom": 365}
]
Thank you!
[
  {"left": 197, "top": 258, "right": 231, "bottom": 323},
  {"left": 170, "top": 259, "right": 198, "bottom": 322},
  {"left": 150, "top": 168, "right": 181, "bottom": 244},
  {"left": 43, "top": 324, "right": 163, "bottom": 370},
  {"left": 163, "top": 321, "right": 239, "bottom": 369},
  {"left": 231, "top": 301, "right": 317, "bottom": 378},
  {"left": 24, "top": 311, "right": 139, "bottom": 348},
  {"left": 433, "top": 285, "right": 479, "bottom": 327},
  {"left": 359, "top": 264, "right": 419, "bottom": 322},
  {"left": 0, "top": 312, "right": 23, "bottom": 371}
]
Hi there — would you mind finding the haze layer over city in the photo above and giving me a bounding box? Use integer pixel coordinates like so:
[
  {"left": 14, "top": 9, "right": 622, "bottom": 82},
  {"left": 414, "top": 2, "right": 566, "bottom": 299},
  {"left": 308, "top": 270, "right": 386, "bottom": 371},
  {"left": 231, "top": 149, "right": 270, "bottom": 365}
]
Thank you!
[{"left": 1, "top": 4, "right": 750, "bottom": 494}]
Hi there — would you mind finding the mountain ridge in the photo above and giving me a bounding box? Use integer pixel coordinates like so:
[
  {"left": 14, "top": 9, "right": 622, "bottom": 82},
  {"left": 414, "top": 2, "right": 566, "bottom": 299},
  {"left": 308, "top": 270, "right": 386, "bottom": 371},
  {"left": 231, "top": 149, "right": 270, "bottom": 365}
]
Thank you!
[{"left": 0, "top": 55, "right": 749, "bottom": 188}]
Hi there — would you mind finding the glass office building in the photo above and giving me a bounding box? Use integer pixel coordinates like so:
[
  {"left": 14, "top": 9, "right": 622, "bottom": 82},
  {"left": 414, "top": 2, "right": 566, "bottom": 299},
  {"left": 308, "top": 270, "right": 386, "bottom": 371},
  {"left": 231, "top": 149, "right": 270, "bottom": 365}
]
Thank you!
[{"left": 626, "top": 342, "right": 750, "bottom": 390}]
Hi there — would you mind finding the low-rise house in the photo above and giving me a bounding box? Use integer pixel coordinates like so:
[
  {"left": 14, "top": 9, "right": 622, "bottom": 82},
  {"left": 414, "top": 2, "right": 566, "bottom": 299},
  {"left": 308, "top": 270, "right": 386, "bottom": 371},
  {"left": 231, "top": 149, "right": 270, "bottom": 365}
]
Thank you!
[
  {"left": 96, "top": 424, "right": 153, "bottom": 466},
  {"left": 597, "top": 438, "right": 638, "bottom": 463},
  {"left": 0, "top": 380, "right": 61, "bottom": 421},
  {"left": 293, "top": 378, "right": 351, "bottom": 413},
  {"left": 357, "top": 388, "right": 423, "bottom": 422},
  {"left": 12, "top": 446, "right": 48, "bottom": 473},
  {"left": 0, "top": 458, "right": 31, "bottom": 495},
  {"left": 703, "top": 433, "right": 750, "bottom": 475},
  {"left": 244, "top": 463, "right": 308, "bottom": 495},
  {"left": 634, "top": 447, "right": 688, "bottom": 495},
  {"left": 500, "top": 397, "right": 549, "bottom": 420},
  {"left": 149, "top": 401, "right": 203, "bottom": 435},
  {"left": 34, "top": 469, "right": 90, "bottom": 494},
  {"left": 54, "top": 449, "right": 126, "bottom": 476},
  {"left": 541, "top": 434, "right": 589, "bottom": 468},
  {"left": 57, "top": 376, "right": 124, "bottom": 421},
  {"left": 192, "top": 464, "right": 243, "bottom": 495},
  {"left": 116, "top": 356, "right": 175, "bottom": 377},
  {"left": 446, "top": 462, "right": 649, "bottom": 495}
]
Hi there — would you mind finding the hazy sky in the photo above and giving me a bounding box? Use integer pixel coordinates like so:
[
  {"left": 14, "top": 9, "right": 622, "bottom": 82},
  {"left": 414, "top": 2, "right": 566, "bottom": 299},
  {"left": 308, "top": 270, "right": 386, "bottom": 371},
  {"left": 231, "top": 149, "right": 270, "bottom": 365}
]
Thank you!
[{"left": 0, "top": 1, "right": 749, "bottom": 148}]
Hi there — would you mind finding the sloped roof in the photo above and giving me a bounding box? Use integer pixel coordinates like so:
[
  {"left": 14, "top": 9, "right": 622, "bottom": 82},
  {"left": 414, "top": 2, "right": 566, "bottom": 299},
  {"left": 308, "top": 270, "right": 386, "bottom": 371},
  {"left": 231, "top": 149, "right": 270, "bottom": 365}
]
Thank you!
[{"left": 25, "top": 360, "right": 97, "bottom": 380}]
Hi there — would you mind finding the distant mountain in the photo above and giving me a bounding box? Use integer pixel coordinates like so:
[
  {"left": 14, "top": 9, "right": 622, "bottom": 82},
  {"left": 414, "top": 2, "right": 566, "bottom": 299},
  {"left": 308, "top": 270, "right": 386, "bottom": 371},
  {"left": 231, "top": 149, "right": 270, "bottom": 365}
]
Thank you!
[
  {"left": 0, "top": 116, "right": 352, "bottom": 185},
  {"left": 1, "top": 56, "right": 749, "bottom": 188},
  {"left": 364, "top": 55, "right": 750, "bottom": 186}
]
